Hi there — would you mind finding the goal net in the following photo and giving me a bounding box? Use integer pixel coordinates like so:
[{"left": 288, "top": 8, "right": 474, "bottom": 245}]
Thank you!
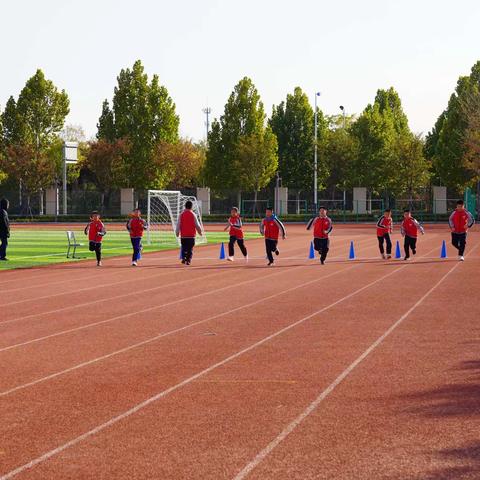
[{"left": 146, "top": 190, "right": 207, "bottom": 246}]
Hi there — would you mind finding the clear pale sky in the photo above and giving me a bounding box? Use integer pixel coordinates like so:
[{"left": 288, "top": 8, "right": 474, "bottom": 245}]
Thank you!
[{"left": 1, "top": 0, "right": 479, "bottom": 141}]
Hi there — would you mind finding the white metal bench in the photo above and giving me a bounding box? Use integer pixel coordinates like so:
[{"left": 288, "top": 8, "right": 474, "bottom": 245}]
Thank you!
[{"left": 66, "top": 231, "right": 83, "bottom": 258}]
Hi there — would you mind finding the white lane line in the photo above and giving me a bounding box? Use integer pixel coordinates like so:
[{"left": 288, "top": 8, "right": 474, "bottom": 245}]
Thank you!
[
  {"left": 0, "top": 264, "right": 358, "bottom": 397},
  {"left": 0, "top": 237, "right": 372, "bottom": 331},
  {"left": 0, "top": 246, "right": 431, "bottom": 480},
  {"left": 231, "top": 242, "right": 479, "bottom": 480},
  {"left": 0, "top": 239, "right": 322, "bottom": 310}
]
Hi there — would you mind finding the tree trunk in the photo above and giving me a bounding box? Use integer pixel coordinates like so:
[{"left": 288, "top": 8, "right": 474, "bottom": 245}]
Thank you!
[
  {"left": 253, "top": 190, "right": 258, "bottom": 219},
  {"left": 296, "top": 190, "right": 301, "bottom": 215}
]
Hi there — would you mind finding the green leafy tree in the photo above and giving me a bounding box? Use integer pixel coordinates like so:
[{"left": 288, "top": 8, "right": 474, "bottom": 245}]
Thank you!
[
  {"left": 269, "top": 87, "right": 326, "bottom": 195},
  {"left": 351, "top": 87, "right": 414, "bottom": 201},
  {"left": 205, "top": 77, "right": 274, "bottom": 200},
  {"left": 0, "top": 70, "right": 69, "bottom": 211},
  {"left": 233, "top": 130, "right": 278, "bottom": 213},
  {"left": 321, "top": 125, "right": 359, "bottom": 199},
  {"left": 392, "top": 133, "right": 431, "bottom": 199},
  {"left": 98, "top": 60, "right": 179, "bottom": 189},
  {"left": 426, "top": 61, "right": 480, "bottom": 190}
]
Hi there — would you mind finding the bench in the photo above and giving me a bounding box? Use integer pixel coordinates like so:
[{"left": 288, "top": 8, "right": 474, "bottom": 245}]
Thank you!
[{"left": 66, "top": 231, "right": 83, "bottom": 258}]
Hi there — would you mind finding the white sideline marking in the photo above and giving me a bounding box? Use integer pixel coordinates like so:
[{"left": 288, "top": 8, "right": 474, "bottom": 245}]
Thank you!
[
  {"left": 232, "top": 244, "right": 477, "bottom": 480},
  {"left": 0, "top": 237, "right": 373, "bottom": 331},
  {"left": 0, "top": 246, "right": 434, "bottom": 479},
  {"left": 0, "top": 264, "right": 359, "bottom": 397}
]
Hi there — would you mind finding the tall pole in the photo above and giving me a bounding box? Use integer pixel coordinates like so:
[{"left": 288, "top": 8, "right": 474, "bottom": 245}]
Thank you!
[
  {"left": 314, "top": 92, "right": 320, "bottom": 211},
  {"left": 340, "top": 106, "right": 346, "bottom": 208},
  {"left": 203, "top": 107, "right": 211, "bottom": 142}
]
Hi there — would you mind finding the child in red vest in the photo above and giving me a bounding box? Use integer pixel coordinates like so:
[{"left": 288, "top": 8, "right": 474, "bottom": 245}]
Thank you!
[
  {"left": 223, "top": 207, "right": 248, "bottom": 262},
  {"left": 400, "top": 209, "right": 424, "bottom": 260},
  {"left": 260, "top": 207, "right": 286, "bottom": 266},
  {"left": 84, "top": 211, "right": 106, "bottom": 266},
  {"left": 175, "top": 200, "right": 203, "bottom": 265},
  {"left": 306, "top": 206, "right": 333, "bottom": 265},
  {"left": 376, "top": 208, "right": 393, "bottom": 259},
  {"left": 449, "top": 199, "right": 475, "bottom": 261},
  {"left": 127, "top": 208, "right": 147, "bottom": 266}
]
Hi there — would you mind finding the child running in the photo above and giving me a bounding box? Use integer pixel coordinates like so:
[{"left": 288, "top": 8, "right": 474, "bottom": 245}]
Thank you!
[
  {"left": 224, "top": 206, "right": 248, "bottom": 262},
  {"left": 260, "top": 207, "right": 286, "bottom": 266},
  {"left": 175, "top": 200, "right": 203, "bottom": 265},
  {"left": 84, "top": 211, "right": 106, "bottom": 266},
  {"left": 376, "top": 208, "right": 393, "bottom": 259},
  {"left": 126, "top": 208, "right": 147, "bottom": 266},
  {"left": 400, "top": 209, "right": 424, "bottom": 260},
  {"left": 306, "top": 206, "right": 333, "bottom": 265},
  {"left": 449, "top": 199, "right": 475, "bottom": 261}
]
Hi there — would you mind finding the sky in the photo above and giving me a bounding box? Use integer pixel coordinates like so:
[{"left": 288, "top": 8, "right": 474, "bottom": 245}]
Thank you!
[{"left": 1, "top": 0, "right": 480, "bottom": 141}]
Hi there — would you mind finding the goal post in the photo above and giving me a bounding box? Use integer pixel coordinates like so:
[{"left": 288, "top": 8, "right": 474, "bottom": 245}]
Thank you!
[{"left": 146, "top": 190, "right": 207, "bottom": 246}]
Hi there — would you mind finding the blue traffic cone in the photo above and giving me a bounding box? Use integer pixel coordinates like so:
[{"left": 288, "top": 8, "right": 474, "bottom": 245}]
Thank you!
[
  {"left": 349, "top": 241, "right": 355, "bottom": 260},
  {"left": 395, "top": 240, "right": 401, "bottom": 259},
  {"left": 308, "top": 241, "right": 315, "bottom": 259},
  {"left": 219, "top": 242, "right": 226, "bottom": 260},
  {"left": 440, "top": 240, "right": 447, "bottom": 259}
]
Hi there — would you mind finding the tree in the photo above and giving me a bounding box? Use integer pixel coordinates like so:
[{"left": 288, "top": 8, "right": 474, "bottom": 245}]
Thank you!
[
  {"left": 0, "top": 70, "right": 69, "bottom": 212},
  {"left": 426, "top": 61, "right": 480, "bottom": 191},
  {"left": 83, "top": 139, "right": 130, "bottom": 209},
  {"left": 270, "top": 87, "right": 327, "bottom": 197},
  {"left": 16, "top": 69, "right": 70, "bottom": 153},
  {"left": 321, "top": 126, "right": 359, "bottom": 199},
  {"left": 97, "top": 60, "right": 180, "bottom": 189},
  {"left": 233, "top": 130, "right": 278, "bottom": 214},
  {"left": 205, "top": 77, "right": 276, "bottom": 200},
  {"left": 351, "top": 87, "right": 414, "bottom": 202},
  {"left": 153, "top": 139, "right": 206, "bottom": 190},
  {"left": 392, "top": 133, "right": 431, "bottom": 200}
]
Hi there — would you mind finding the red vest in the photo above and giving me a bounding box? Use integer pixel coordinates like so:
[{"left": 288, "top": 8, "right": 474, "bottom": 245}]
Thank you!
[
  {"left": 179, "top": 210, "right": 197, "bottom": 238},
  {"left": 228, "top": 216, "right": 244, "bottom": 239},
  {"left": 262, "top": 217, "right": 280, "bottom": 240},
  {"left": 313, "top": 217, "right": 332, "bottom": 239},
  {"left": 402, "top": 218, "right": 419, "bottom": 238},
  {"left": 376, "top": 216, "right": 392, "bottom": 236},
  {"left": 449, "top": 210, "right": 470, "bottom": 233},
  {"left": 128, "top": 217, "right": 146, "bottom": 238},
  {"left": 87, "top": 220, "right": 105, "bottom": 243}
]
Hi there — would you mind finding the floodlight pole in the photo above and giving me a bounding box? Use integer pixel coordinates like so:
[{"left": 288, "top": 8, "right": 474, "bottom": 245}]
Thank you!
[{"left": 314, "top": 92, "right": 321, "bottom": 211}]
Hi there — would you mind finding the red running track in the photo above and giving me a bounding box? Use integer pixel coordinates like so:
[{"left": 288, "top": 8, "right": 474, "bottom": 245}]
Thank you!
[{"left": 0, "top": 225, "right": 479, "bottom": 479}]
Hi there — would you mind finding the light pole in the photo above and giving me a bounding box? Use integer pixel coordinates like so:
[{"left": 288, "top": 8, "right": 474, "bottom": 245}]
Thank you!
[
  {"left": 339, "top": 106, "right": 347, "bottom": 210},
  {"left": 314, "top": 91, "right": 321, "bottom": 211},
  {"left": 62, "top": 142, "right": 78, "bottom": 215}
]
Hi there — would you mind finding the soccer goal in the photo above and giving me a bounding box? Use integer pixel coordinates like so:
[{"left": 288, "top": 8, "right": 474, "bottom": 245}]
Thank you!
[{"left": 146, "top": 190, "right": 207, "bottom": 246}]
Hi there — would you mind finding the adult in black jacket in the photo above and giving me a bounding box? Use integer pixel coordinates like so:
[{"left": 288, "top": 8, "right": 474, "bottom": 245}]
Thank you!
[{"left": 0, "top": 198, "right": 10, "bottom": 260}]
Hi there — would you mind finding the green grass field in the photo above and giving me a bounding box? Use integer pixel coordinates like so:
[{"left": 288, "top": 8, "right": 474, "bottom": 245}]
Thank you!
[{"left": 0, "top": 229, "right": 261, "bottom": 270}]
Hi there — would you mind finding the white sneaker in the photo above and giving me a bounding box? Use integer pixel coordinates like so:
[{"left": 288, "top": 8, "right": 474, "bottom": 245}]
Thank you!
[
  {"left": 244, "top": 255, "right": 249, "bottom": 262},
  {"left": 132, "top": 261, "right": 137, "bottom": 267},
  {"left": 227, "top": 256, "right": 234, "bottom": 262},
  {"left": 459, "top": 256, "right": 465, "bottom": 261},
  {"left": 97, "top": 261, "right": 102, "bottom": 267}
]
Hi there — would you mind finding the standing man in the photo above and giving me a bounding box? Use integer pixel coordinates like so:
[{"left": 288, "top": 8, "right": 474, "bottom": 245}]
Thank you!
[
  {"left": 175, "top": 200, "right": 203, "bottom": 265},
  {"left": 0, "top": 198, "right": 10, "bottom": 261},
  {"left": 307, "top": 206, "right": 333, "bottom": 265},
  {"left": 449, "top": 199, "right": 475, "bottom": 261}
]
